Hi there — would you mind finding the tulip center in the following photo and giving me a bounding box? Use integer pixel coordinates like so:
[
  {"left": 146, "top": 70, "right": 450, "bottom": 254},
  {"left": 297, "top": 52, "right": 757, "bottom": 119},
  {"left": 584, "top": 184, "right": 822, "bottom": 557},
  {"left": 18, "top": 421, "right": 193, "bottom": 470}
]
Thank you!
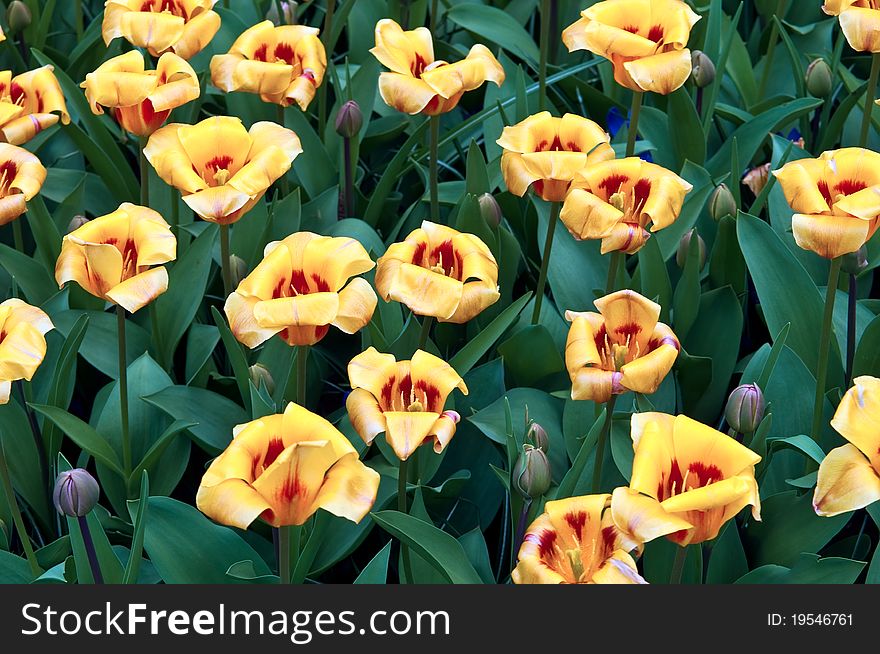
[
  {"left": 142, "top": 0, "right": 188, "bottom": 18},
  {"left": 414, "top": 239, "right": 464, "bottom": 280},
  {"left": 380, "top": 373, "right": 440, "bottom": 413},
  {"left": 565, "top": 549, "right": 586, "bottom": 582},
  {"left": 0, "top": 160, "right": 18, "bottom": 197},
  {"left": 596, "top": 327, "right": 641, "bottom": 371},
  {"left": 273, "top": 269, "right": 331, "bottom": 298},
  {"left": 406, "top": 400, "right": 424, "bottom": 412},
  {"left": 599, "top": 175, "right": 652, "bottom": 222},
  {"left": 658, "top": 460, "right": 723, "bottom": 501},
  {"left": 204, "top": 155, "right": 236, "bottom": 187},
  {"left": 817, "top": 178, "right": 868, "bottom": 213},
  {"left": 609, "top": 191, "right": 626, "bottom": 212}
]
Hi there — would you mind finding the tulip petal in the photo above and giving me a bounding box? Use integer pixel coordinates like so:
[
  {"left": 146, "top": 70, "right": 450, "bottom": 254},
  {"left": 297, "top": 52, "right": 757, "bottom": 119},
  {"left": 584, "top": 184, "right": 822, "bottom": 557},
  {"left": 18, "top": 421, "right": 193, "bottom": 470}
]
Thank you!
[
  {"left": 560, "top": 187, "right": 623, "bottom": 240},
  {"left": 144, "top": 123, "right": 209, "bottom": 194},
  {"left": 120, "top": 11, "right": 186, "bottom": 55},
  {"left": 382, "top": 411, "right": 443, "bottom": 461},
  {"left": 0, "top": 298, "right": 53, "bottom": 336},
  {"left": 629, "top": 417, "right": 675, "bottom": 499},
  {"left": 570, "top": 367, "right": 620, "bottom": 403},
  {"left": 371, "top": 19, "right": 434, "bottom": 76},
  {"left": 377, "top": 260, "right": 464, "bottom": 320},
  {"left": 771, "top": 158, "right": 832, "bottom": 215},
  {"left": 149, "top": 52, "right": 200, "bottom": 112},
  {"left": 0, "top": 194, "right": 27, "bottom": 226},
  {"left": 195, "top": 478, "right": 272, "bottom": 530},
  {"left": 0, "top": 321, "right": 47, "bottom": 382},
  {"left": 499, "top": 151, "right": 540, "bottom": 197},
  {"left": 311, "top": 453, "right": 380, "bottom": 524},
  {"left": 610, "top": 487, "right": 693, "bottom": 551},
  {"left": 172, "top": 9, "right": 221, "bottom": 59},
  {"left": 411, "top": 349, "right": 468, "bottom": 402},
  {"left": 813, "top": 443, "right": 880, "bottom": 517},
  {"left": 106, "top": 266, "right": 169, "bottom": 313},
  {"left": 0, "top": 381, "right": 10, "bottom": 405},
  {"left": 302, "top": 236, "right": 374, "bottom": 292},
  {"left": 564, "top": 312, "right": 603, "bottom": 377},
  {"left": 333, "top": 278, "right": 378, "bottom": 334},
  {"left": 179, "top": 116, "right": 252, "bottom": 181},
  {"left": 590, "top": 552, "right": 648, "bottom": 584},
  {"left": 791, "top": 212, "right": 870, "bottom": 259},
  {"left": 183, "top": 186, "right": 253, "bottom": 224},
  {"left": 225, "top": 292, "right": 281, "bottom": 349},
  {"left": 377, "top": 72, "right": 438, "bottom": 115},
  {"left": 446, "top": 280, "right": 500, "bottom": 323},
  {"left": 619, "top": 339, "right": 678, "bottom": 395},
  {"left": 0, "top": 113, "right": 60, "bottom": 145},
  {"left": 348, "top": 347, "right": 399, "bottom": 398},
  {"left": 420, "top": 43, "right": 505, "bottom": 99},
  {"left": 660, "top": 475, "right": 754, "bottom": 514},
  {"left": 594, "top": 289, "right": 661, "bottom": 354},
  {"left": 670, "top": 414, "right": 762, "bottom": 478},
  {"left": 346, "top": 388, "right": 387, "bottom": 447},
  {"left": 830, "top": 375, "right": 880, "bottom": 471},
  {"left": 839, "top": 7, "right": 880, "bottom": 53},
  {"left": 252, "top": 292, "right": 340, "bottom": 330},
  {"left": 623, "top": 48, "right": 693, "bottom": 95}
]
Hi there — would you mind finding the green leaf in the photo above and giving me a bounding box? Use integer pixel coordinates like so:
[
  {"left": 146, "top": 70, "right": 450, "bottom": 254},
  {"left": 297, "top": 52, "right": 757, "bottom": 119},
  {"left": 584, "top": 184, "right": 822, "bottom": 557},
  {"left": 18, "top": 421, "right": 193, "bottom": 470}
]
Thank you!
[
  {"left": 854, "top": 312, "right": 880, "bottom": 378},
  {"left": 123, "top": 473, "right": 149, "bottom": 584},
  {"left": 142, "top": 386, "right": 248, "bottom": 455},
  {"left": 668, "top": 87, "right": 706, "bottom": 166},
  {"left": 636, "top": 236, "right": 672, "bottom": 321},
  {"left": 371, "top": 510, "right": 483, "bottom": 584},
  {"left": 67, "top": 510, "right": 124, "bottom": 584},
  {"left": 554, "top": 407, "right": 607, "bottom": 499},
  {"left": 354, "top": 542, "right": 392, "bottom": 584},
  {"left": 30, "top": 405, "right": 123, "bottom": 474},
  {"left": 0, "top": 243, "right": 57, "bottom": 304},
  {"left": 738, "top": 212, "right": 843, "bottom": 382},
  {"left": 211, "top": 306, "right": 252, "bottom": 413},
  {"left": 465, "top": 140, "right": 490, "bottom": 196},
  {"left": 0, "top": 550, "right": 35, "bottom": 583},
  {"left": 129, "top": 496, "right": 271, "bottom": 584},
  {"left": 43, "top": 313, "right": 89, "bottom": 459},
  {"left": 446, "top": 4, "right": 539, "bottom": 65},
  {"left": 449, "top": 292, "right": 531, "bottom": 377},
  {"left": 672, "top": 229, "right": 702, "bottom": 340},
  {"left": 767, "top": 435, "right": 826, "bottom": 464}
]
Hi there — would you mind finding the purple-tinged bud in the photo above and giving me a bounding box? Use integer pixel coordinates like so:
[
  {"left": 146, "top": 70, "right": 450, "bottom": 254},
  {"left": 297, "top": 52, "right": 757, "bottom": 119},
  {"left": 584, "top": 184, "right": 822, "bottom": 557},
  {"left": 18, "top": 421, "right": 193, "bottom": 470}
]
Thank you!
[
  {"left": 477, "top": 193, "right": 502, "bottom": 228},
  {"left": 53, "top": 469, "right": 100, "bottom": 517},
  {"left": 335, "top": 100, "right": 363, "bottom": 139},
  {"left": 512, "top": 445, "right": 551, "bottom": 500},
  {"left": 709, "top": 184, "right": 737, "bottom": 221},
  {"left": 676, "top": 229, "right": 706, "bottom": 270},
  {"left": 691, "top": 50, "right": 715, "bottom": 89},
  {"left": 725, "top": 384, "right": 766, "bottom": 434},
  {"left": 525, "top": 421, "right": 549, "bottom": 452}
]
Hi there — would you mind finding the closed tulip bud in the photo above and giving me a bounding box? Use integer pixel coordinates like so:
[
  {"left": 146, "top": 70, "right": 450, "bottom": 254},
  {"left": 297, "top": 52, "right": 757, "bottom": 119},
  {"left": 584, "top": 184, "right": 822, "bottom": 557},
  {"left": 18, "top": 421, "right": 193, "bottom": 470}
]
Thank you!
[
  {"left": 6, "top": 1, "right": 31, "bottom": 34},
  {"left": 691, "top": 50, "right": 715, "bottom": 89},
  {"left": 806, "top": 59, "right": 833, "bottom": 98},
  {"left": 725, "top": 383, "right": 765, "bottom": 434},
  {"left": 477, "top": 193, "right": 502, "bottom": 228},
  {"left": 709, "top": 183, "right": 737, "bottom": 221},
  {"left": 266, "top": 1, "right": 297, "bottom": 25},
  {"left": 525, "top": 421, "right": 549, "bottom": 452},
  {"left": 513, "top": 445, "right": 551, "bottom": 500},
  {"left": 676, "top": 229, "right": 706, "bottom": 270},
  {"left": 249, "top": 363, "right": 275, "bottom": 396},
  {"left": 841, "top": 245, "right": 868, "bottom": 275},
  {"left": 335, "top": 100, "right": 363, "bottom": 139},
  {"left": 53, "top": 469, "right": 100, "bottom": 517},
  {"left": 66, "top": 214, "right": 89, "bottom": 233},
  {"left": 229, "top": 254, "right": 248, "bottom": 289}
]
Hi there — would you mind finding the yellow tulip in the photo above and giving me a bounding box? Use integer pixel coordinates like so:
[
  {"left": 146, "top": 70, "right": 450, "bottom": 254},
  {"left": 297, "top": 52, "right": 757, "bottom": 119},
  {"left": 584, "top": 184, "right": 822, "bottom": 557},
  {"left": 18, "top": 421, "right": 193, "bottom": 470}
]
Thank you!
[
  {"left": 81, "top": 51, "right": 200, "bottom": 138},
  {"left": 0, "top": 299, "right": 54, "bottom": 404},
  {"left": 0, "top": 66, "right": 70, "bottom": 145},
  {"left": 561, "top": 157, "right": 692, "bottom": 254},
  {"left": 496, "top": 112, "right": 615, "bottom": 202},
  {"left": 773, "top": 148, "right": 880, "bottom": 259},
  {"left": 0, "top": 143, "right": 47, "bottom": 226},
  {"left": 225, "top": 232, "right": 377, "bottom": 348},
  {"left": 626, "top": 412, "right": 761, "bottom": 545},
  {"left": 375, "top": 221, "right": 499, "bottom": 323},
  {"left": 196, "top": 402, "right": 380, "bottom": 529},
  {"left": 823, "top": 1, "right": 880, "bottom": 52},
  {"left": 512, "top": 491, "right": 689, "bottom": 584},
  {"left": 565, "top": 290, "right": 679, "bottom": 403},
  {"left": 55, "top": 203, "right": 176, "bottom": 313},
  {"left": 144, "top": 116, "right": 302, "bottom": 225},
  {"left": 346, "top": 347, "right": 467, "bottom": 461},
  {"left": 102, "top": 0, "right": 221, "bottom": 60},
  {"left": 370, "top": 18, "right": 505, "bottom": 115},
  {"left": 562, "top": 0, "right": 701, "bottom": 95},
  {"left": 211, "top": 21, "right": 327, "bottom": 111},
  {"left": 813, "top": 375, "right": 880, "bottom": 516}
]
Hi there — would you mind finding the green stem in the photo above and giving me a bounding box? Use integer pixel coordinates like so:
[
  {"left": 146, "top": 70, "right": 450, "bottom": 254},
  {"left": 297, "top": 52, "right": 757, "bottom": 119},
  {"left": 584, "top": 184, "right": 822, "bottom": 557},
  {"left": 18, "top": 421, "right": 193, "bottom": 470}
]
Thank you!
[
  {"left": 429, "top": 114, "right": 440, "bottom": 223},
  {"left": 169, "top": 185, "right": 179, "bottom": 229},
  {"left": 318, "top": 0, "right": 334, "bottom": 136},
  {"left": 810, "top": 257, "right": 842, "bottom": 450},
  {"left": 11, "top": 219, "right": 23, "bottom": 297},
  {"left": 669, "top": 545, "right": 687, "bottom": 585},
  {"left": 0, "top": 440, "right": 41, "bottom": 576},
  {"left": 605, "top": 250, "right": 622, "bottom": 295},
  {"left": 539, "top": 0, "right": 550, "bottom": 111},
  {"left": 276, "top": 104, "right": 291, "bottom": 197},
  {"left": 116, "top": 306, "right": 131, "bottom": 490},
  {"left": 398, "top": 457, "right": 413, "bottom": 583},
  {"left": 74, "top": 0, "right": 84, "bottom": 39},
  {"left": 417, "top": 315, "right": 433, "bottom": 351},
  {"left": 846, "top": 273, "right": 857, "bottom": 388},
  {"left": 220, "top": 224, "right": 232, "bottom": 298},
  {"left": 139, "top": 139, "right": 149, "bottom": 206},
  {"left": 342, "top": 135, "right": 354, "bottom": 218},
  {"left": 626, "top": 92, "right": 643, "bottom": 157},
  {"left": 78, "top": 515, "right": 104, "bottom": 584},
  {"left": 278, "top": 525, "right": 292, "bottom": 584},
  {"left": 591, "top": 395, "right": 617, "bottom": 493},
  {"left": 16, "top": 382, "right": 49, "bottom": 509},
  {"left": 296, "top": 345, "right": 309, "bottom": 408},
  {"left": 860, "top": 53, "right": 880, "bottom": 148},
  {"left": 430, "top": 0, "right": 439, "bottom": 33},
  {"left": 757, "top": 0, "right": 787, "bottom": 101},
  {"left": 531, "top": 201, "right": 559, "bottom": 324}
]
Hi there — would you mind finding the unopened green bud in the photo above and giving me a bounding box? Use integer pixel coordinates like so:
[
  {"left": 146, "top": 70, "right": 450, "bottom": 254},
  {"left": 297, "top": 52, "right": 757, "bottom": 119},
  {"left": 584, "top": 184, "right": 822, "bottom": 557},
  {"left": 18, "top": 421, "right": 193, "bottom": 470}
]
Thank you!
[
  {"left": 229, "top": 254, "right": 248, "bottom": 289},
  {"left": 691, "top": 50, "right": 715, "bottom": 89},
  {"left": 805, "top": 59, "right": 833, "bottom": 98},
  {"left": 6, "top": 1, "right": 31, "bottom": 34},
  {"left": 709, "top": 183, "right": 737, "bottom": 221},
  {"left": 676, "top": 229, "right": 706, "bottom": 270},
  {"left": 513, "top": 445, "right": 551, "bottom": 500},
  {"left": 525, "top": 421, "right": 549, "bottom": 452},
  {"left": 725, "top": 384, "right": 766, "bottom": 434},
  {"left": 249, "top": 364, "right": 276, "bottom": 396},
  {"left": 335, "top": 100, "right": 363, "bottom": 139},
  {"left": 267, "top": 0, "right": 297, "bottom": 25},
  {"left": 841, "top": 245, "right": 868, "bottom": 276},
  {"left": 53, "top": 469, "right": 100, "bottom": 517},
  {"left": 477, "top": 192, "right": 502, "bottom": 228}
]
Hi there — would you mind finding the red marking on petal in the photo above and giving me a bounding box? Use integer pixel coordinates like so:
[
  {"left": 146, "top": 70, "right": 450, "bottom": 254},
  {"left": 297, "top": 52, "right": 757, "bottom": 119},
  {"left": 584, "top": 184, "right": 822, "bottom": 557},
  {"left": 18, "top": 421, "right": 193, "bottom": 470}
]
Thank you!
[
  {"left": 380, "top": 376, "right": 395, "bottom": 410},
  {"left": 264, "top": 437, "right": 286, "bottom": 468},
  {"left": 415, "top": 379, "right": 441, "bottom": 412},
  {"left": 835, "top": 179, "right": 868, "bottom": 197},
  {"left": 536, "top": 529, "right": 557, "bottom": 560},
  {"left": 564, "top": 511, "right": 588, "bottom": 539},
  {"left": 633, "top": 178, "right": 652, "bottom": 212},
  {"left": 687, "top": 461, "right": 723, "bottom": 488},
  {"left": 598, "top": 174, "right": 629, "bottom": 197},
  {"left": 253, "top": 43, "right": 269, "bottom": 62},
  {"left": 817, "top": 179, "right": 834, "bottom": 206},
  {"left": 274, "top": 42, "right": 296, "bottom": 65},
  {"left": 647, "top": 24, "right": 664, "bottom": 43},
  {"left": 411, "top": 241, "right": 427, "bottom": 265}
]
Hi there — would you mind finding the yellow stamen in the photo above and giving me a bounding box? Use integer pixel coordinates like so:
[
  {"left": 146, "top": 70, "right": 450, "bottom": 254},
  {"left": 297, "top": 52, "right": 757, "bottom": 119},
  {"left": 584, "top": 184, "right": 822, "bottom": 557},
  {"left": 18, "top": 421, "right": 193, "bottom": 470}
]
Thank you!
[
  {"left": 213, "top": 169, "right": 230, "bottom": 186},
  {"left": 609, "top": 191, "right": 626, "bottom": 212}
]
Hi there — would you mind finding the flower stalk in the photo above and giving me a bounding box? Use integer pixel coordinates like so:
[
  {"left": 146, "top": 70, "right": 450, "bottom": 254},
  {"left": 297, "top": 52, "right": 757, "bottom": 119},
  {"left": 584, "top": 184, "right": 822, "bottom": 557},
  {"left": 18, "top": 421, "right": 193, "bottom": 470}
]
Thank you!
[
  {"left": 591, "top": 395, "right": 616, "bottom": 493},
  {"left": 669, "top": 545, "right": 687, "bottom": 584},
  {"left": 318, "top": 0, "right": 335, "bottom": 135},
  {"left": 0, "top": 440, "right": 41, "bottom": 576},
  {"left": 810, "top": 257, "right": 842, "bottom": 451},
  {"left": 116, "top": 306, "right": 132, "bottom": 489},
  {"left": 398, "top": 456, "right": 414, "bottom": 583},
  {"left": 847, "top": 272, "right": 857, "bottom": 387},
  {"left": 539, "top": 0, "right": 551, "bottom": 110},
  {"left": 220, "top": 224, "right": 233, "bottom": 298},
  {"left": 296, "top": 345, "right": 309, "bottom": 408},
  {"left": 429, "top": 114, "right": 440, "bottom": 223},
  {"left": 531, "top": 201, "right": 559, "bottom": 324},
  {"left": 78, "top": 515, "right": 104, "bottom": 584},
  {"left": 860, "top": 53, "right": 880, "bottom": 148}
]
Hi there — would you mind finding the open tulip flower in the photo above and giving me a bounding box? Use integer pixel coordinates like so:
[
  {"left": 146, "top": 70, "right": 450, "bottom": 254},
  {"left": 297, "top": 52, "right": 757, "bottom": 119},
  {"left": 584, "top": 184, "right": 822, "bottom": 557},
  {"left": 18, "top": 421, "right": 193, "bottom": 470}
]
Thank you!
[
  {"left": 0, "top": 143, "right": 47, "bottom": 226},
  {"left": 196, "top": 402, "right": 380, "bottom": 529},
  {"left": 772, "top": 148, "right": 880, "bottom": 259},
  {"left": 814, "top": 376, "right": 880, "bottom": 516},
  {"left": 81, "top": 51, "right": 200, "bottom": 138},
  {"left": 0, "top": 299, "right": 54, "bottom": 404},
  {"left": 375, "top": 221, "right": 500, "bottom": 323},
  {"left": 561, "top": 157, "right": 692, "bottom": 253},
  {"left": 0, "top": 66, "right": 70, "bottom": 145},
  {"left": 627, "top": 412, "right": 762, "bottom": 545},
  {"left": 565, "top": 290, "right": 679, "bottom": 403},
  {"left": 370, "top": 18, "right": 505, "bottom": 115},
  {"left": 55, "top": 203, "right": 176, "bottom": 313},
  {"left": 211, "top": 21, "right": 327, "bottom": 111},
  {"left": 512, "top": 492, "right": 688, "bottom": 584},
  {"left": 823, "top": 1, "right": 880, "bottom": 52},
  {"left": 347, "top": 347, "right": 467, "bottom": 461},
  {"left": 144, "top": 116, "right": 302, "bottom": 225},
  {"left": 562, "top": 0, "right": 701, "bottom": 95},
  {"left": 102, "top": 0, "right": 221, "bottom": 60},
  {"left": 496, "top": 112, "right": 615, "bottom": 202},
  {"left": 225, "top": 232, "right": 377, "bottom": 348}
]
